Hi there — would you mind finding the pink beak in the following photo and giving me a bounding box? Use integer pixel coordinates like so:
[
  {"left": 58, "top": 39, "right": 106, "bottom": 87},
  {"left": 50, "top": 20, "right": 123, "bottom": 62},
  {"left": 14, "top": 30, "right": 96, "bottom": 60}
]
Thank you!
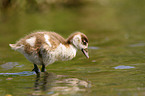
[{"left": 81, "top": 49, "right": 89, "bottom": 58}]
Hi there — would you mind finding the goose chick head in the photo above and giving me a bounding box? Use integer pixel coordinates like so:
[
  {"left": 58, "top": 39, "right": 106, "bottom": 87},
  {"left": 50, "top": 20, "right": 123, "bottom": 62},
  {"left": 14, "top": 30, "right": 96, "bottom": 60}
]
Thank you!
[{"left": 67, "top": 32, "right": 89, "bottom": 58}]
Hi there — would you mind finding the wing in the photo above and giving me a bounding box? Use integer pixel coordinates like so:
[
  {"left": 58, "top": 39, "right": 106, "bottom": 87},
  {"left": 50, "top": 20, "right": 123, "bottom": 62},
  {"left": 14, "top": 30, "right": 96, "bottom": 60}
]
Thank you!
[{"left": 42, "top": 32, "right": 66, "bottom": 50}]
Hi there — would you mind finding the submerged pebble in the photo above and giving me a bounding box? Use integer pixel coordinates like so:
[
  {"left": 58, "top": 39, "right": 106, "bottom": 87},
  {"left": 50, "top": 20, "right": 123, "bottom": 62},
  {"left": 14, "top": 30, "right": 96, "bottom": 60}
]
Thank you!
[
  {"left": 1, "top": 62, "right": 24, "bottom": 70},
  {"left": 6, "top": 78, "right": 13, "bottom": 80},
  {"left": 92, "top": 60, "right": 96, "bottom": 62},
  {"left": 114, "top": 65, "right": 135, "bottom": 69},
  {"left": 5, "top": 94, "right": 12, "bottom": 96}
]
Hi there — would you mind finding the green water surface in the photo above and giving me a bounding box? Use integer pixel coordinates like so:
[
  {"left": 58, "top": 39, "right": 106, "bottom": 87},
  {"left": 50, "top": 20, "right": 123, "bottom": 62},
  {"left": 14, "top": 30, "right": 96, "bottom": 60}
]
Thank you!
[{"left": 0, "top": 0, "right": 145, "bottom": 96}]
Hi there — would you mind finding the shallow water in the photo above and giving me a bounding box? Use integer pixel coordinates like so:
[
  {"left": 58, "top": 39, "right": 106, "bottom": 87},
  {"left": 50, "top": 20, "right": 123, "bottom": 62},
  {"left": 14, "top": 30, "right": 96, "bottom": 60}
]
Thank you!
[
  {"left": 0, "top": 71, "right": 35, "bottom": 76},
  {"left": 1, "top": 0, "right": 145, "bottom": 96},
  {"left": 113, "top": 65, "right": 135, "bottom": 69}
]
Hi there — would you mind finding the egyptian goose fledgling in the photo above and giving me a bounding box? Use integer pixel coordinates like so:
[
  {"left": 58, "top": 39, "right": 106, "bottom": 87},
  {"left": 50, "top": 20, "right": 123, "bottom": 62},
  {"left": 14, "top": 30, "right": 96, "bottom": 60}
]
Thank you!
[{"left": 9, "top": 31, "right": 89, "bottom": 74}]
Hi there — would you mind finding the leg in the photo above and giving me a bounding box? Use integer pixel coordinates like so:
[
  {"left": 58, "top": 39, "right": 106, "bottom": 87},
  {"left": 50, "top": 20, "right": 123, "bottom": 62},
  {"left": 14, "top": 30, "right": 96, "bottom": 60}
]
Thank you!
[
  {"left": 32, "top": 64, "right": 40, "bottom": 75},
  {"left": 41, "top": 64, "right": 46, "bottom": 72}
]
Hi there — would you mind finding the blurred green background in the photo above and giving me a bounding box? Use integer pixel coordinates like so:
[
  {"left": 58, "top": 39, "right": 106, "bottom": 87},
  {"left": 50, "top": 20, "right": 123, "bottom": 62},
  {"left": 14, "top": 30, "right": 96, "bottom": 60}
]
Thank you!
[{"left": 0, "top": 0, "right": 145, "bottom": 96}]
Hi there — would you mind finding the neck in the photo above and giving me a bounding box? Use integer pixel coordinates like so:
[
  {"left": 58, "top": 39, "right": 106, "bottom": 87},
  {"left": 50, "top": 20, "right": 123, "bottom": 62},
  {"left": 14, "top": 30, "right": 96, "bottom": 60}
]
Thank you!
[
  {"left": 68, "top": 44, "right": 77, "bottom": 56},
  {"left": 66, "top": 38, "right": 78, "bottom": 49},
  {"left": 59, "top": 43, "right": 77, "bottom": 61}
]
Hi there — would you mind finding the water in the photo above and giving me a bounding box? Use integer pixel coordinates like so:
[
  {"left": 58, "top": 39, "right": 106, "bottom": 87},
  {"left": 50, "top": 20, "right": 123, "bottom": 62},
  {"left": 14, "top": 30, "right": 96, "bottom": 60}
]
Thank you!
[
  {"left": 129, "top": 43, "right": 145, "bottom": 47},
  {"left": 1, "top": 0, "right": 145, "bottom": 96},
  {"left": 88, "top": 46, "right": 100, "bottom": 50},
  {"left": 114, "top": 65, "right": 135, "bottom": 69},
  {"left": 1, "top": 62, "right": 24, "bottom": 70},
  {"left": 0, "top": 71, "right": 35, "bottom": 76}
]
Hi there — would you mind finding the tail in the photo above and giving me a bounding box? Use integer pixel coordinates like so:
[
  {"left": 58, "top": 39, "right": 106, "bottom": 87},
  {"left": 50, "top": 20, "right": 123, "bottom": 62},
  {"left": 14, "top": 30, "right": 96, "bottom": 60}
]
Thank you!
[
  {"left": 9, "top": 44, "right": 23, "bottom": 50},
  {"left": 9, "top": 44, "right": 16, "bottom": 50}
]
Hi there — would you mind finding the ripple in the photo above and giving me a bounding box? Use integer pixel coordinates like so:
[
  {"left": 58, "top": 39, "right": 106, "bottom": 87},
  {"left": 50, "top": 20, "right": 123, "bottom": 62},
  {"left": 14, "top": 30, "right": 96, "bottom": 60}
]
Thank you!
[
  {"left": 0, "top": 71, "right": 35, "bottom": 76},
  {"left": 129, "top": 43, "right": 145, "bottom": 47},
  {"left": 88, "top": 46, "right": 100, "bottom": 50},
  {"left": 113, "top": 65, "right": 135, "bottom": 69}
]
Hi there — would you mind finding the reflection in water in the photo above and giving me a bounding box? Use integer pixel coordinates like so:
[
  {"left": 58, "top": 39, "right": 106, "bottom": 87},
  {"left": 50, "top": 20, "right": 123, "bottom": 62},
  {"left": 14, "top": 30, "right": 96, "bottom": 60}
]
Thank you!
[
  {"left": 33, "top": 72, "right": 90, "bottom": 96},
  {"left": 34, "top": 72, "right": 56, "bottom": 91}
]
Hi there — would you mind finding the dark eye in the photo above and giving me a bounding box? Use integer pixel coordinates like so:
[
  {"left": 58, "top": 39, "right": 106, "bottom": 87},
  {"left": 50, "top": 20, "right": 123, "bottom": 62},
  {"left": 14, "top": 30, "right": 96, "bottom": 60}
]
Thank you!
[{"left": 82, "top": 40, "right": 87, "bottom": 45}]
